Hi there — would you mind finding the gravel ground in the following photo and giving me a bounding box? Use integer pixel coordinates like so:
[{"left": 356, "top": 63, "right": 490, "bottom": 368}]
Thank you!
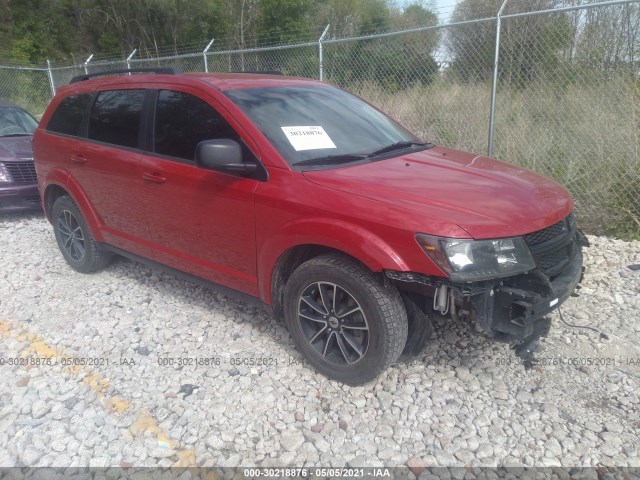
[{"left": 0, "top": 212, "right": 639, "bottom": 472}]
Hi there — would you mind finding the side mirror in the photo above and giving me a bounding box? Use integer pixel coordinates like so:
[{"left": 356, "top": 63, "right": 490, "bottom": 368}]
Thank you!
[{"left": 195, "top": 139, "right": 258, "bottom": 175}]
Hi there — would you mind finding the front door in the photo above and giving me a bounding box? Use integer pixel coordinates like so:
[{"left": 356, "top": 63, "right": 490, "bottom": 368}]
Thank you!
[{"left": 138, "top": 88, "right": 260, "bottom": 296}]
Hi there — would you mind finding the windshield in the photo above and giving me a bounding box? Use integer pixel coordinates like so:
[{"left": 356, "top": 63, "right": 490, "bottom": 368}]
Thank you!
[
  {"left": 225, "top": 86, "right": 425, "bottom": 167},
  {"left": 0, "top": 107, "right": 38, "bottom": 137}
]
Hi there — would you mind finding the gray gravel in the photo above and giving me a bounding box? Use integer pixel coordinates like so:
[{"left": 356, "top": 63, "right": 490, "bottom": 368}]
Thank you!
[{"left": 0, "top": 212, "right": 639, "bottom": 469}]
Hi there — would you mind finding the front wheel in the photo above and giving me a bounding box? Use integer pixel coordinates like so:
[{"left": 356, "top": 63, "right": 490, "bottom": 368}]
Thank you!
[{"left": 283, "top": 254, "right": 408, "bottom": 385}]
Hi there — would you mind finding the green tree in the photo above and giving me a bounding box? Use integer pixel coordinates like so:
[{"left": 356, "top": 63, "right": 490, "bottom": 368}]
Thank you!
[
  {"left": 339, "top": 2, "right": 439, "bottom": 91},
  {"left": 0, "top": 0, "right": 81, "bottom": 62},
  {"left": 257, "top": 0, "right": 313, "bottom": 45},
  {"left": 358, "top": 0, "right": 392, "bottom": 34},
  {"left": 0, "top": 0, "right": 232, "bottom": 63}
]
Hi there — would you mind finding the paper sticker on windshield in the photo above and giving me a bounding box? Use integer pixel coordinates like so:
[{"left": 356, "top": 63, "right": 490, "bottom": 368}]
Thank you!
[{"left": 281, "top": 126, "right": 336, "bottom": 151}]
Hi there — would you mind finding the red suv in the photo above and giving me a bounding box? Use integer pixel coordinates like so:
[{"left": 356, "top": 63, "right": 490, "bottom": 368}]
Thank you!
[{"left": 33, "top": 69, "right": 586, "bottom": 384}]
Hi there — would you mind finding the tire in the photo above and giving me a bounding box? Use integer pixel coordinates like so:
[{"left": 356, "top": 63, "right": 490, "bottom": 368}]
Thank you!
[
  {"left": 398, "top": 293, "right": 434, "bottom": 362},
  {"left": 283, "top": 253, "right": 408, "bottom": 385},
  {"left": 51, "top": 195, "right": 113, "bottom": 273}
]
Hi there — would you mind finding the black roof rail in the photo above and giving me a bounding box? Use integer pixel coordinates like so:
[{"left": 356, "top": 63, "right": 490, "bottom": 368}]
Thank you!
[{"left": 70, "top": 67, "right": 182, "bottom": 84}]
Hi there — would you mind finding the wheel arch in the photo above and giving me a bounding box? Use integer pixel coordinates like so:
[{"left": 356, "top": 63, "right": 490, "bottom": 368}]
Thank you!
[
  {"left": 43, "top": 175, "right": 104, "bottom": 242},
  {"left": 270, "top": 244, "right": 352, "bottom": 318},
  {"left": 262, "top": 219, "right": 410, "bottom": 316},
  {"left": 43, "top": 183, "right": 68, "bottom": 221}
]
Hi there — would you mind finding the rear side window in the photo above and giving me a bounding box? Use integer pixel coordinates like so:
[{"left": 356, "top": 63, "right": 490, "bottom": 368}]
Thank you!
[
  {"left": 88, "top": 90, "right": 145, "bottom": 148},
  {"left": 46, "top": 94, "right": 92, "bottom": 137},
  {"left": 154, "top": 90, "right": 238, "bottom": 161}
]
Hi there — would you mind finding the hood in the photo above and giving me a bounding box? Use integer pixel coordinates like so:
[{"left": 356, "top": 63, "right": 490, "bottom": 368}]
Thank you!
[
  {"left": 0, "top": 136, "right": 33, "bottom": 162},
  {"left": 302, "top": 146, "right": 573, "bottom": 239}
]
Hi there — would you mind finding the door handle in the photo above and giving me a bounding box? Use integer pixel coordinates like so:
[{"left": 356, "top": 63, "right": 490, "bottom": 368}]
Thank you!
[
  {"left": 70, "top": 154, "right": 87, "bottom": 164},
  {"left": 143, "top": 172, "right": 166, "bottom": 184}
]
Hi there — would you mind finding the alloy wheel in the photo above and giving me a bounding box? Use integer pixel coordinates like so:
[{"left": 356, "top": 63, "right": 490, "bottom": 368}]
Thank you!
[
  {"left": 57, "top": 209, "right": 86, "bottom": 262},
  {"left": 297, "top": 282, "right": 369, "bottom": 365}
]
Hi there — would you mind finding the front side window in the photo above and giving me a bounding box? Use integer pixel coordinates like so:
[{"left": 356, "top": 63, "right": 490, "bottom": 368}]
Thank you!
[
  {"left": 88, "top": 90, "right": 145, "bottom": 148},
  {"left": 0, "top": 107, "right": 38, "bottom": 137},
  {"left": 225, "top": 86, "right": 423, "bottom": 167},
  {"left": 46, "top": 94, "right": 92, "bottom": 137},
  {"left": 154, "top": 90, "right": 238, "bottom": 161}
]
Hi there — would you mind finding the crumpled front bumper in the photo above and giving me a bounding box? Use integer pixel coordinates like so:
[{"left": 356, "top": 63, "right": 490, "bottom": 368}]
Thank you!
[
  {"left": 471, "top": 249, "right": 584, "bottom": 341},
  {"left": 386, "top": 241, "right": 585, "bottom": 343}
]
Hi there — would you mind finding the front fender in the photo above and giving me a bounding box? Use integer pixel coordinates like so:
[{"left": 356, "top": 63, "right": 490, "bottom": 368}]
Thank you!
[{"left": 257, "top": 217, "right": 409, "bottom": 304}]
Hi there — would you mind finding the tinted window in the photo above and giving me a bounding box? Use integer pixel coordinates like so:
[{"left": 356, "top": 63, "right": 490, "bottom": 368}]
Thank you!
[
  {"left": 88, "top": 90, "right": 144, "bottom": 148},
  {"left": 154, "top": 90, "right": 238, "bottom": 161},
  {"left": 46, "top": 94, "right": 91, "bottom": 137}
]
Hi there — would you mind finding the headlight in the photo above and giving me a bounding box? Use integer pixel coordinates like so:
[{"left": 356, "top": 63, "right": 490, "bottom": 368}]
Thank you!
[
  {"left": 416, "top": 234, "right": 535, "bottom": 282},
  {"left": 0, "top": 164, "right": 10, "bottom": 182}
]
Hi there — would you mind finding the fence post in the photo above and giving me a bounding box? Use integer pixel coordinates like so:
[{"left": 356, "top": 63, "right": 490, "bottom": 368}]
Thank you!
[
  {"left": 46, "top": 59, "right": 56, "bottom": 97},
  {"left": 318, "top": 24, "right": 330, "bottom": 81},
  {"left": 126, "top": 49, "right": 137, "bottom": 73},
  {"left": 203, "top": 38, "right": 215, "bottom": 73},
  {"left": 83, "top": 54, "right": 93, "bottom": 75},
  {"left": 487, "top": 0, "right": 508, "bottom": 158}
]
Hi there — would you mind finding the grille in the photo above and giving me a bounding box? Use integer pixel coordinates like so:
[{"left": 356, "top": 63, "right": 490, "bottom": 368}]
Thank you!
[
  {"left": 524, "top": 213, "right": 577, "bottom": 276},
  {"left": 5, "top": 161, "right": 37, "bottom": 184},
  {"left": 534, "top": 245, "right": 573, "bottom": 271},
  {"left": 523, "top": 214, "right": 572, "bottom": 246}
]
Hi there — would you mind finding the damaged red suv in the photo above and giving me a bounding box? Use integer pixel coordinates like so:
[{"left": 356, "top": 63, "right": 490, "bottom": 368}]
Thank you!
[{"left": 33, "top": 69, "right": 587, "bottom": 384}]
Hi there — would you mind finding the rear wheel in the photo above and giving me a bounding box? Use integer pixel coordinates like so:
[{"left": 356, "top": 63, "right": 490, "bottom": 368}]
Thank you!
[
  {"left": 283, "top": 254, "right": 408, "bottom": 385},
  {"left": 52, "top": 195, "right": 112, "bottom": 273}
]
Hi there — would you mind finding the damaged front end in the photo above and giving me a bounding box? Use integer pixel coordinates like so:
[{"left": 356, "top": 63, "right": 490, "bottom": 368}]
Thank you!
[{"left": 388, "top": 213, "right": 588, "bottom": 347}]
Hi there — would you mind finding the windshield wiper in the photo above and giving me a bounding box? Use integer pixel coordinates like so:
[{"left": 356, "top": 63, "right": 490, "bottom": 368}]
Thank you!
[
  {"left": 293, "top": 153, "right": 368, "bottom": 167},
  {"left": 366, "top": 141, "right": 431, "bottom": 157},
  {"left": 0, "top": 133, "right": 32, "bottom": 138},
  {"left": 293, "top": 142, "right": 432, "bottom": 168}
]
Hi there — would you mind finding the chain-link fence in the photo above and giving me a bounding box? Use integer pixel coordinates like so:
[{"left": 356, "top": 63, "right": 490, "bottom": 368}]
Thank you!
[
  {"left": 0, "top": 64, "right": 53, "bottom": 117},
  {"left": 1, "top": 0, "right": 638, "bottom": 237}
]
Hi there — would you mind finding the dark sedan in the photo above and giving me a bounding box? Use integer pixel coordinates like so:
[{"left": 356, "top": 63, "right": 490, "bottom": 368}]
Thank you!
[{"left": 0, "top": 102, "right": 40, "bottom": 212}]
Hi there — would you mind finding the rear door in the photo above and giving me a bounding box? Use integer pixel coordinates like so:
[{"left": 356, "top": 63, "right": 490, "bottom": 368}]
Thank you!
[
  {"left": 79, "top": 88, "right": 149, "bottom": 246},
  {"left": 39, "top": 89, "right": 149, "bottom": 248},
  {"left": 137, "top": 87, "right": 261, "bottom": 295}
]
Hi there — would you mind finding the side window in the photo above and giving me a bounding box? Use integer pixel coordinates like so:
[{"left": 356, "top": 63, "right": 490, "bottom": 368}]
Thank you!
[
  {"left": 88, "top": 90, "right": 145, "bottom": 148},
  {"left": 154, "top": 90, "right": 239, "bottom": 161},
  {"left": 46, "top": 94, "right": 92, "bottom": 137}
]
